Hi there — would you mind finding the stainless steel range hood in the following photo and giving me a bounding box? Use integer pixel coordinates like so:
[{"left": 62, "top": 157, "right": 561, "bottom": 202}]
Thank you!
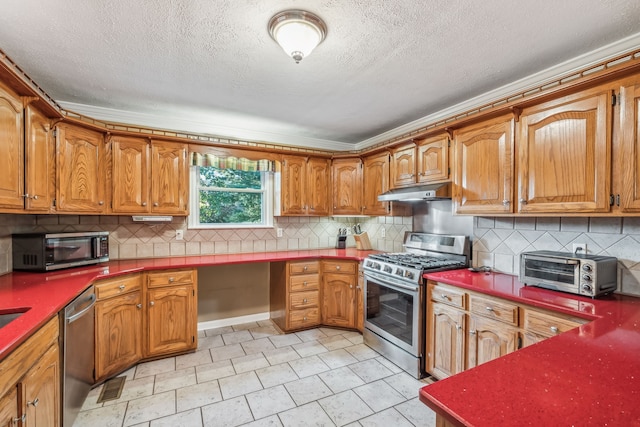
[{"left": 377, "top": 183, "right": 450, "bottom": 202}]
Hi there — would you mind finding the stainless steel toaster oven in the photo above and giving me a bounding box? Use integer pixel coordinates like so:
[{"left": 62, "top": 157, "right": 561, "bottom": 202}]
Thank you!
[{"left": 519, "top": 251, "right": 617, "bottom": 298}]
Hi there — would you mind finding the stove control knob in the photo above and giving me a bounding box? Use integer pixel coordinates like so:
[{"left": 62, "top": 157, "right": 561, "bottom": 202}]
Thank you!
[
  {"left": 383, "top": 265, "right": 393, "bottom": 273},
  {"left": 373, "top": 262, "right": 381, "bottom": 270},
  {"left": 365, "top": 261, "right": 372, "bottom": 267},
  {"left": 395, "top": 268, "right": 404, "bottom": 276},
  {"left": 405, "top": 271, "right": 415, "bottom": 280}
]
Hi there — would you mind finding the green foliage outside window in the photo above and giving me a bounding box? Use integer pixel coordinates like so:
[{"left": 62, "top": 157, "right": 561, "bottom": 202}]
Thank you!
[{"left": 197, "top": 167, "right": 264, "bottom": 224}]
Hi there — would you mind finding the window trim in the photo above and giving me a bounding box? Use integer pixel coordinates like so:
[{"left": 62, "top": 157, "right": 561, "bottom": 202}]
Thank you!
[{"left": 188, "top": 166, "right": 274, "bottom": 229}]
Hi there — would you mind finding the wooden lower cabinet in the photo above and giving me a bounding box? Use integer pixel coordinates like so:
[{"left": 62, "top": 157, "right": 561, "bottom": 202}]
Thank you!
[
  {"left": 95, "top": 274, "right": 143, "bottom": 381},
  {"left": 322, "top": 261, "right": 357, "bottom": 329},
  {"left": 427, "top": 302, "right": 465, "bottom": 379},
  {"left": 426, "top": 281, "right": 588, "bottom": 379},
  {"left": 270, "top": 260, "right": 321, "bottom": 332},
  {"left": 0, "top": 317, "right": 59, "bottom": 427},
  {"left": 466, "top": 315, "right": 518, "bottom": 369}
]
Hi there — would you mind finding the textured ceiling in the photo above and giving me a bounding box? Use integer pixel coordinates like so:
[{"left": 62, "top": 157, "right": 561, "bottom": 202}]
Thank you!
[{"left": 1, "top": 0, "right": 640, "bottom": 149}]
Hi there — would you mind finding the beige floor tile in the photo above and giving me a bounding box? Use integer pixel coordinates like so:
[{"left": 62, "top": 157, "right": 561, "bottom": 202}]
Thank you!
[
  {"left": 219, "top": 371, "right": 263, "bottom": 399},
  {"left": 288, "top": 355, "right": 330, "bottom": 378},
  {"left": 223, "top": 330, "right": 254, "bottom": 345},
  {"left": 175, "top": 349, "right": 213, "bottom": 370},
  {"left": 246, "top": 385, "right": 296, "bottom": 419},
  {"left": 195, "top": 359, "right": 236, "bottom": 383},
  {"left": 284, "top": 375, "right": 333, "bottom": 406},
  {"left": 149, "top": 408, "right": 203, "bottom": 427},
  {"left": 134, "top": 357, "right": 175, "bottom": 379},
  {"left": 353, "top": 380, "right": 405, "bottom": 412},
  {"left": 256, "top": 363, "right": 299, "bottom": 388},
  {"left": 204, "top": 325, "right": 235, "bottom": 336},
  {"left": 232, "top": 321, "right": 260, "bottom": 331},
  {"left": 232, "top": 352, "right": 270, "bottom": 374},
  {"left": 349, "top": 359, "right": 393, "bottom": 383},
  {"left": 153, "top": 367, "right": 197, "bottom": 393},
  {"left": 344, "top": 344, "right": 379, "bottom": 361},
  {"left": 269, "top": 333, "right": 303, "bottom": 348},
  {"left": 73, "top": 402, "right": 127, "bottom": 427},
  {"left": 318, "top": 390, "right": 374, "bottom": 426},
  {"left": 394, "top": 398, "right": 437, "bottom": 426},
  {"left": 318, "top": 335, "right": 354, "bottom": 351},
  {"left": 249, "top": 325, "right": 280, "bottom": 339},
  {"left": 383, "top": 372, "right": 427, "bottom": 400},
  {"left": 241, "top": 337, "right": 277, "bottom": 354},
  {"left": 359, "top": 408, "right": 413, "bottom": 427},
  {"left": 210, "top": 343, "right": 246, "bottom": 362},
  {"left": 176, "top": 380, "right": 222, "bottom": 412},
  {"left": 318, "top": 367, "right": 366, "bottom": 394},
  {"left": 122, "top": 391, "right": 175, "bottom": 426},
  {"left": 294, "top": 329, "right": 328, "bottom": 342},
  {"left": 243, "top": 415, "right": 283, "bottom": 427},
  {"left": 292, "top": 340, "right": 328, "bottom": 357},
  {"left": 318, "top": 349, "right": 358, "bottom": 369},
  {"left": 262, "top": 346, "right": 301, "bottom": 365},
  {"left": 201, "top": 396, "right": 254, "bottom": 426},
  {"left": 278, "top": 401, "right": 336, "bottom": 427}
]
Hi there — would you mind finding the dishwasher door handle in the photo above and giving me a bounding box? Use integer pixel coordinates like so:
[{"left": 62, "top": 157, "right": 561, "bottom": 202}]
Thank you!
[{"left": 66, "top": 293, "right": 96, "bottom": 324}]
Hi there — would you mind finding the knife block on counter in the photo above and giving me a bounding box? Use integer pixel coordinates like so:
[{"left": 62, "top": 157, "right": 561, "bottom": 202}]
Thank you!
[{"left": 354, "top": 232, "right": 372, "bottom": 250}]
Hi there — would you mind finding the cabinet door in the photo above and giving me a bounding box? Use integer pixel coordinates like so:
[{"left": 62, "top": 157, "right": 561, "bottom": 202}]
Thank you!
[
  {"left": 306, "top": 157, "right": 331, "bottom": 215},
  {"left": 322, "top": 273, "right": 356, "bottom": 328},
  {"left": 362, "top": 152, "right": 390, "bottom": 215},
  {"left": 517, "top": 87, "right": 611, "bottom": 213},
  {"left": 95, "top": 291, "right": 143, "bottom": 380},
  {"left": 467, "top": 315, "right": 518, "bottom": 369},
  {"left": 427, "top": 303, "right": 465, "bottom": 380},
  {"left": 147, "top": 285, "right": 196, "bottom": 356},
  {"left": 0, "top": 387, "right": 19, "bottom": 427},
  {"left": 21, "top": 344, "right": 59, "bottom": 427},
  {"left": 150, "top": 140, "right": 188, "bottom": 214},
  {"left": 619, "top": 78, "right": 640, "bottom": 212},
  {"left": 24, "top": 105, "right": 54, "bottom": 212},
  {"left": 453, "top": 115, "right": 514, "bottom": 214},
  {"left": 56, "top": 124, "right": 106, "bottom": 213},
  {"left": 332, "top": 158, "right": 362, "bottom": 215},
  {"left": 112, "top": 136, "right": 150, "bottom": 214},
  {"left": 0, "top": 82, "right": 24, "bottom": 209},
  {"left": 281, "top": 155, "right": 307, "bottom": 215},
  {"left": 417, "top": 135, "right": 449, "bottom": 183},
  {"left": 391, "top": 144, "right": 416, "bottom": 188}
]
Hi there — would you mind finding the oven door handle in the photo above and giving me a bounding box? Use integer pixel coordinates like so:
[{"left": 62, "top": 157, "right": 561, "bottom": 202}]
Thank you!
[
  {"left": 364, "top": 272, "right": 419, "bottom": 292},
  {"left": 522, "top": 255, "right": 579, "bottom": 265}
]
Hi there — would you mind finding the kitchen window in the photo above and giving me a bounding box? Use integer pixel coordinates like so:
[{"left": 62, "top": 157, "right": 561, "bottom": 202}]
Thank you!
[{"left": 188, "top": 154, "right": 275, "bottom": 229}]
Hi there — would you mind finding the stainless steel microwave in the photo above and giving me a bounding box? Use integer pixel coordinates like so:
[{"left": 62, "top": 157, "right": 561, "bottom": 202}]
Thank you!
[
  {"left": 12, "top": 231, "right": 109, "bottom": 271},
  {"left": 519, "top": 250, "right": 617, "bottom": 298}
]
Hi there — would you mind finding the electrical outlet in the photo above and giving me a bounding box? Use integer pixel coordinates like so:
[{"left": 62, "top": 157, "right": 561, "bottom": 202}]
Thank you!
[
  {"left": 573, "top": 243, "right": 587, "bottom": 254},
  {"left": 276, "top": 228, "right": 283, "bottom": 238},
  {"left": 175, "top": 229, "right": 184, "bottom": 240},
  {"left": 380, "top": 227, "right": 386, "bottom": 238}
]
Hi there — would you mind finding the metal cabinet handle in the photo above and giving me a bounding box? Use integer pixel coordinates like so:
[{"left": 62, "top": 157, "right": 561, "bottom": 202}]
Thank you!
[
  {"left": 349, "top": 285, "right": 353, "bottom": 289},
  {"left": 485, "top": 306, "right": 494, "bottom": 312},
  {"left": 119, "top": 284, "right": 126, "bottom": 290},
  {"left": 136, "top": 303, "right": 142, "bottom": 309},
  {"left": 455, "top": 324, "right": 462, "bottom": 330},
  {"left": 303, "top": 281, "right": 308, "bottom": 286},
  {"left": 168, "top": 277, "right": 175, "bottom": 283},
  {"left": 154, "top": 202, "right": 159, "bottom": 207},
  {"left": 550, "top": 326, "right": 559, "bottom": 334},
  {"left": 142, "top": 202, "right": 147, "bottom": 207},
  {"left": 519, "top": 198, "right": 527, "bottom": 204},
  {"left": 32, "top": 195, "right": 39, "bottom": 200},
  {"left": 440, "top": 294, "right": 451, "bottom": 300},
  {"left": 150, "top": 301, "right": 155, "bottom": 306},
  {"left": 13, "top": 414, "right": 26, "bottom": 423},
  {"left": 303, "top": 298, "right": 308, "bottom": 303},
  {"left": 28, "top": 397, "right": 39, "bottom": 407},
  {"left": 303, "top": 265, "right": 308, "bottom": 271},
  {"left": 98, "top": 201, "right": 104, "bottom": 205},
  {"left": 469, "top": 330, "right": 476, "bottom": 335},
  {"left": 502, "top": 200, "right": 510, "bottom": 206},
  {"left": 303, "top": 317, "right": 308, "bottom": 321},
  {"left": 336, "top": 265, "right": 341, "bottom": 270}
]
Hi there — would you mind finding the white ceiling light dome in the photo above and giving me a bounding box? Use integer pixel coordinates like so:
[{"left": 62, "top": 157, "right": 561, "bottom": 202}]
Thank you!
[{"left": 268, "top": 10, "right": 327, "bottom": 64}]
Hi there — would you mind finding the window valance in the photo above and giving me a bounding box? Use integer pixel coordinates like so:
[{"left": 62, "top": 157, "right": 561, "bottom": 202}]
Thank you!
[{"left": 190, "top": 152, "right": 276, "bottom": 172}]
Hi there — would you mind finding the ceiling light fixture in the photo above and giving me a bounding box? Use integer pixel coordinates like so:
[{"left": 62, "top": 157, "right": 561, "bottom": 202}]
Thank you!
[{"left": 268, "top": 10, "right": 327, "bottom": 64}]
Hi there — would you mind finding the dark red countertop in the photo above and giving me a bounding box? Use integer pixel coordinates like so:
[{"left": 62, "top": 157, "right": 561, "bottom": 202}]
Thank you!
[
  {"left": 420, "top": 269, "right": 640, "bottom": 427},
  {"left": 0, "top": 248, "right": 377, "bottom": 361}
]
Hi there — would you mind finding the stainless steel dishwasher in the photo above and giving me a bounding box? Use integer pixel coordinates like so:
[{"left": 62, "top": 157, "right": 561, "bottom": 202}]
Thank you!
[{"left": 62, "top": 285, "right": 95, "bottom": 427}]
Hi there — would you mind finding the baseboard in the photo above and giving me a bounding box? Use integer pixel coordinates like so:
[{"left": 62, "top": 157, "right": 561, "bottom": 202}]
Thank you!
[{"left": 197, "top": 312, "right": 271, "bottom": 331}]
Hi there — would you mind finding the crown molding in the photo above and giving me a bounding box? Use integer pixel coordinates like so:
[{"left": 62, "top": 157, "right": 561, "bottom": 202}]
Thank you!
[
  {"left": 57, "top": 101, "right": 355, "bottom": 152},
  {"left": 355, "top": 31, "right": 640, "bottom": 151}
]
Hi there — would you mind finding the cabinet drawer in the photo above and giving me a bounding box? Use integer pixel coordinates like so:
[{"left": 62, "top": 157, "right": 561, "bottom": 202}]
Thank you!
[
  {"left": 289, "top": 261, "right": 319, "bottom": 275},
  {"left": 322, "top": 260, "right": 357, "bottom": 274},
  {"left": 288, "top": 307, "right": 320, "bottom": 329},
  {"left": 522, "top": 308, "right": 587, "bottom": 337},
  {"left": 147, "top": 269, "right": 195, "bottom": 288},
  {"left": 430, "top": 283, "right": 465, "bottom": 308},
  {"left": 289, "top": 274, "right": 319, "bottom": 292},
  {"left": 290, "top": 291, "right": 319, "bottom": 309},
  {"left": 469, "top": 294, "right": 518, "bottom": 326},
  {"left": 95, "top": 274, "right": 141, "bottom": 300}
]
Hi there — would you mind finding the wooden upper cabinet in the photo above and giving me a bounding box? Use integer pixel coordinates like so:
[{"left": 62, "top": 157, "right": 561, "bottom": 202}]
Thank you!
[
  {"left": 618, "top": 76, "right": 640, "bottom": 212},
  {"left": 25, "top": 105, "right": 54, "bottom": 212},
  {"left": 112, "top": 136, "right": 151, "bottom": 214},
  {"left": 517, "top": 86, "right": 612, "bottom": 213},
  {"left": 453, "top": 115, "right": 514, "bottom": 214},
  {"left": 150, "top": 140, "right": 188, "bottom": 214},
  {"left": 417, "top": 135, "right": 449, "bottom": 183},
  {"left": 0, "top": 82, "right": 24, "bottom": 210},
  {"left": 363, "top": 152, "right": 390, "bottom": 215},
  {"left": 280, "top": 155, "right": 330, "bottom": 216},
  {"left": 391, "top": 143, "right": 417, "bottom": 188},
  {"left": 306, "top": 157, "right": 331, "bottom": 215},
  {"left": 280, "top": 155, "right": 307, "bottom": 215},
  {"left": 332, "top": 158, "right": 362, "bottom": 215},
  {"left": 56, "top": 123, "right": 107, "bottom": 213}
]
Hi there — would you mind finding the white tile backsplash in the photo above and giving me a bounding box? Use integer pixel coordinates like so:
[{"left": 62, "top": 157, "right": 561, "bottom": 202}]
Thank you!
[{"left": 473, "top": 216, "right": 640, "bottom": 297}]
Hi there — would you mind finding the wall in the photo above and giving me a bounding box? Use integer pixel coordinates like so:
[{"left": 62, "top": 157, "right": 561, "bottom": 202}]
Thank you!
[
  {"left": 0, "top": 214, "right": 412, "bottom": 275},
  {"left": 473, "top": 216, "right": 640, "bottom": 296}
]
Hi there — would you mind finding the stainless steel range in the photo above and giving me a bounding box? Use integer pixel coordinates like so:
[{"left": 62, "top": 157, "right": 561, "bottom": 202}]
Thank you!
[{"left": 363, "top": 232, "right": 470, "bottom": 378}]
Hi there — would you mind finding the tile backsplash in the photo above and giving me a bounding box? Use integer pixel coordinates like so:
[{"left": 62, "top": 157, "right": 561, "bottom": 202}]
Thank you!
[
  {"left": 0, "top": 214, "right": 412, "bottom": 275},
  {"left": 473, "top": 216, "right": 640, "bottom": 296}
]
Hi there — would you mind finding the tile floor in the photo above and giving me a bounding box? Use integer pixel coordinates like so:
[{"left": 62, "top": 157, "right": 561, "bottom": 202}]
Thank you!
[{"left": 74, "top": 321, "right": 437, "bottom": 427}]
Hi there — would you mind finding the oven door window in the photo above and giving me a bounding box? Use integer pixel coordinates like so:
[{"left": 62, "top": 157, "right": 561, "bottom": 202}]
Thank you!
[
  {"left": 365, "top": 278, "right": 418, "bottom": 353},
  {"left": 524, "top": 259, "right": 576, "bottom": 284}
]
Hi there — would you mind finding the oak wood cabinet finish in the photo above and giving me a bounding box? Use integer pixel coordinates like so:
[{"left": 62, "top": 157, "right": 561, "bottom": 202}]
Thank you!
[
  {"left": 517, "top": 86, "right": 612, "bottom": 213},
  {"left": 0, "top": 81, "right": 24, "bottom": 210},
  {"left": 111, "top": 136, "right": 150, "bottom": 214},
  {"left": 362, "top": 152, "right": 390, "bottom": 216},
  {"left": 145, "top": 269, "right": 197, "bottom": 357},
  {"left": 55, "top": 123, "right": 107, "bottom": 213},
  {"left": 321, "top": 260, "right": 358, "bottom": 329},
  {"left": 453, "top": 115, "right": 514, "bottom": 214},
  {"left": 417, "top": 135, "right": 450, "bottom": 183},
  {"left": 0, "top": 317, "right": 59, "bottom": 427},
  {"left": 94, "top": 274, "right": 143, "bottom": 381},
  {"left": 24, "top": 105, "right": 54, "bottom": 212},
  {"left": 390, "top": 143, "right": 417, "bottom": 188},
  {"left": 280, "top": 155, "right": 330, "bottom": 216},
  {"left": 466, "top": 314, "right": 518, "bottom": 369},
  {"left": 618, "top": 75, "right": 640, "bottom": 212},
  {"left": 150, "top": 140, "right": 188, "bottom": 215},
  {"left": 427, "top": 302, "right": 465, "bottom": 379},
  {"left": 331, "top": 158, "right": 362, "bottom": 215},
  {"left": 270, "top": 260, "right": 321, "bottom": 331}
]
